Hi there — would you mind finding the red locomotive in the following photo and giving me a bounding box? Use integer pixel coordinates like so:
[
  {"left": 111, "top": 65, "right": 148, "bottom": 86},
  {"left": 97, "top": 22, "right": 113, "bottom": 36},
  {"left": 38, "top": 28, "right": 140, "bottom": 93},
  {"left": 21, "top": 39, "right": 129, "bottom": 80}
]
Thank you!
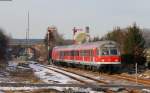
[{"left": 52, "top": 41, "right": 121, "bottom": 72}]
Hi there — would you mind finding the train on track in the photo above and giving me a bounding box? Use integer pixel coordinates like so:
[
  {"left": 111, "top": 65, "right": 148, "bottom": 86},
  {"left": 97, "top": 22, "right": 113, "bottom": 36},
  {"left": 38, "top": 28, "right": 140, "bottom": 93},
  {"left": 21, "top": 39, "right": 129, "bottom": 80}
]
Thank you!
[{"left": 51, "top": 41, "right": 121, "bottom": 72}]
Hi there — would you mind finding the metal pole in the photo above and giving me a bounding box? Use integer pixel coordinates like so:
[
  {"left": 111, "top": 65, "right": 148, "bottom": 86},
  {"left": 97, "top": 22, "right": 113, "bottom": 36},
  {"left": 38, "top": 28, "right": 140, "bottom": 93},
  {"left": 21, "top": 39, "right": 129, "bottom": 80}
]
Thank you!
[
  {"left": 25, "top": 11, "right": 30, "bottom": 60},
  {"left": 135, "top": 62, "right": 138, "bottom": 84},
  {"left": 27, "top": 11, "right": 30, "bottom": 46},
  {"left": 47, "top": 31, "right": 50, "bottom": 64}
]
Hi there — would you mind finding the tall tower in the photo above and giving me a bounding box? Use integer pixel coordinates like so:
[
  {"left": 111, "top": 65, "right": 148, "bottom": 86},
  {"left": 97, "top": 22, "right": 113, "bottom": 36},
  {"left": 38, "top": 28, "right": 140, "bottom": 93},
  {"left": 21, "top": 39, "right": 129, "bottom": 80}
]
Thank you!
[{"left": 47, "top": 26, "right": 58, "bottom": 48}]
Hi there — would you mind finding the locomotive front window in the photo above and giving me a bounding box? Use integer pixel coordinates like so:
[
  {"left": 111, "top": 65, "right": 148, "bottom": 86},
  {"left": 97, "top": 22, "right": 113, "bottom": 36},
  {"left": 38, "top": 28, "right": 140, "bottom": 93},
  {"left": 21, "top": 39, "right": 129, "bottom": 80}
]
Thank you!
[
  {"left": 101, "top": 49, "right": 109, "bottom": 55},
  {"left": 110, "top": 48, "right": 118, "bottom": 55}
]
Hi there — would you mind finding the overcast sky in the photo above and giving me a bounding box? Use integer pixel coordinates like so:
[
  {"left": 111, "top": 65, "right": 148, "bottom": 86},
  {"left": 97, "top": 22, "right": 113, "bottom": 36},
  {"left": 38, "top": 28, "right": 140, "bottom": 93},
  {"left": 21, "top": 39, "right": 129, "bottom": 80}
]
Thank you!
[{"left": 0, "top": 0, "right": 150, "bottom": 39}]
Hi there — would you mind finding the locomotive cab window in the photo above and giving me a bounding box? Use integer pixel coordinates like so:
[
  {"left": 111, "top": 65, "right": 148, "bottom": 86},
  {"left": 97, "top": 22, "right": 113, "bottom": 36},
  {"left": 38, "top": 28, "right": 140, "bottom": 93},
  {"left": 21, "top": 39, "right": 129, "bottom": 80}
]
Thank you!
[
  {"left": 110, "top": 48, "right": 118, "bottom": 55},
  {"left": 101, "top": 48, "right": 109, "bottom": 55}
]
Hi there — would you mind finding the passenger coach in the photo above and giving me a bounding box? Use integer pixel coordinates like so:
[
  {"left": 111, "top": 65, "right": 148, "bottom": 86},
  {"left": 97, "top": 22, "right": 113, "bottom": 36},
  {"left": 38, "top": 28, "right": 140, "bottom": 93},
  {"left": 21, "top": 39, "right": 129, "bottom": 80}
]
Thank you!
[{"left": 52, "top": 41, "right": 121, "bottom": 71}]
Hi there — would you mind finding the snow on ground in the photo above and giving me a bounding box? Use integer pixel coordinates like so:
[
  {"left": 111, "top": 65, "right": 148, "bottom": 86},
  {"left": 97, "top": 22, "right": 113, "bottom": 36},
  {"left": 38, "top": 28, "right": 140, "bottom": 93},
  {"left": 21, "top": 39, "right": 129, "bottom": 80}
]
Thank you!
[
  {"left": 0, "top": 61, "right": 148, "bottom": 92},
  {"left": 0, "top": 87, "right": 95, "bottom": 93},
  {"left": 29, "top": 63, "right": 78, "bottom": 84},
  {"left": 45, "top": 65, "right": 98, "bottom": 83},
  {"left": 28, "top": 63, "right": 99, "bottom": 92},
  {"left": 0, "top": 87, "right": 64, "bottom": 91}
]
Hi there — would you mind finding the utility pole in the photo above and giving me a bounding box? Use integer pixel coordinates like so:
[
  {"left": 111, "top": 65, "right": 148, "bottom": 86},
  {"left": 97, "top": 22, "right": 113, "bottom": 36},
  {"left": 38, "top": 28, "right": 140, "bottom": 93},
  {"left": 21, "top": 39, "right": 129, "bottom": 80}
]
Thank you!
[
  {"left": 47, "top": 27, "right": 50, "bottom": 64},
  {"left": 25, "top": 11, "right": 30, "bottom": 60},
  {"left": 27, "top": 11, "right": 30, "bottom": 47},
  {"left": 135, "top": 62, "right": 138, "bottom": 84}
]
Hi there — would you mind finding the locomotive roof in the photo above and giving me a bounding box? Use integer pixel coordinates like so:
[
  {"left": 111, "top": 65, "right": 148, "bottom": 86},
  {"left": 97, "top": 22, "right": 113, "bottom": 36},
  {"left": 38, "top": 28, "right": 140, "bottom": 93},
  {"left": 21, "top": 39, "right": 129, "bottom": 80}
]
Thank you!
[{"left": 53, "top": 41, "right": 117, "bottom": 51}]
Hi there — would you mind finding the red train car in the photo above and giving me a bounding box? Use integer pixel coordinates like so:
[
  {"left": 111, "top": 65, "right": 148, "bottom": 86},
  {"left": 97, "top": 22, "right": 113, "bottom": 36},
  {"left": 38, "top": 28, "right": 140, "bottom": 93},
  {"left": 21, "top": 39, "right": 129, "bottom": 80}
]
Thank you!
[{"left": 52, "top": 41, "right": 121, "bottom": 71}]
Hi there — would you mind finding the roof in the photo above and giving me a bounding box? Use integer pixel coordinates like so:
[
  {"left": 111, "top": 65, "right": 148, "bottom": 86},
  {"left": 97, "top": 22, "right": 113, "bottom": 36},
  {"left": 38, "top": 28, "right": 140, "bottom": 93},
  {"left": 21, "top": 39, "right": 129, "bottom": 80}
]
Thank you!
[{"left": 53, "top": 41, "right": 117, "bottom": 51}]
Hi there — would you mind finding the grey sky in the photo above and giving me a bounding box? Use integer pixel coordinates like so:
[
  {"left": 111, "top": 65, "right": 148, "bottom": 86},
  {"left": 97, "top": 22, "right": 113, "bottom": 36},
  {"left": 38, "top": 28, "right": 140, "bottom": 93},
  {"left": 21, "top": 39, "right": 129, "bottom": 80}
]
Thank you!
[{"left": 0, "top": 0, "right": 150, "bottom": 39}]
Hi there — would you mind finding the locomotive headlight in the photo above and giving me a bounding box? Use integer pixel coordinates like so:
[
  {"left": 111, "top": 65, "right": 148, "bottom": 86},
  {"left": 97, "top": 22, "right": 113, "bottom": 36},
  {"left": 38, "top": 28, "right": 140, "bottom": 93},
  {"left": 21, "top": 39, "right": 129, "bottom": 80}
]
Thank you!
[
  {"left": 101, "top": 59, "right": 104, "bottom": 62},
  {"left": 115, "top": 59, "right": 118, "bottom": 62}
]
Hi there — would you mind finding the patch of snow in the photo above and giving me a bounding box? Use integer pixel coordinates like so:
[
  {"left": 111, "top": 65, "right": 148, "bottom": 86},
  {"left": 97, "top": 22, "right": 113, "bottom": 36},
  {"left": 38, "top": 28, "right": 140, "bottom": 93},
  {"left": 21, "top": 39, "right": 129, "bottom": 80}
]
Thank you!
[
  {"left": 144, "top": 76, "right": 150, "bottom": 79},
  {"left": 0, "top": 87, "right": 52, "bottom": 91},
  {"left": 0, "top": 86, "right": 123, "bottom": 93},
  {"left": 17, "top": 66, "right": 30, "bottom": 70},
  {"left": 46, "top": 66, "right": 97, "bottom": 83},
  {"left": 29, "top": 64, "right": 78, "bottom": 84},
  {"left": 8, "top": 61, "right": 18, "bottom": 67},
  {"left": 142, "top": 89, "right": 150, "bottom": 93},
  {"left": 139, "top": 74, "right": 150, "bottom": 79},
  {"left": 0, "top": 86, "right": 94, "bottom": 92}
]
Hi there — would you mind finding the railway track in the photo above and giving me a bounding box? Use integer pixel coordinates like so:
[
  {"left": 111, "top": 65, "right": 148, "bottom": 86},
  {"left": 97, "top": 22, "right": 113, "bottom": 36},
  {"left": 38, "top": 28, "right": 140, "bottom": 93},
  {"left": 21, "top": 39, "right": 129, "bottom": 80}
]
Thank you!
[
  {"left": 36, "top": 65, "right": 150, "bottom": 90},
  {"left": 28, "top": 63, "right": 150, "bottom": 93},
  {"left": 38, "top": 64, "right": 108, "bottom": 84},
  {"left": 49, "top": 65, "right": 108, "bottom": 84},
  {"left": 36, "top": 64, "right": 116, "bottom": 93},
  {"left": 109, "top": 74, "right": 150, "bottom": 86},
  {"left": 44, "top": 64, "right": 150, "bottom": 87}
]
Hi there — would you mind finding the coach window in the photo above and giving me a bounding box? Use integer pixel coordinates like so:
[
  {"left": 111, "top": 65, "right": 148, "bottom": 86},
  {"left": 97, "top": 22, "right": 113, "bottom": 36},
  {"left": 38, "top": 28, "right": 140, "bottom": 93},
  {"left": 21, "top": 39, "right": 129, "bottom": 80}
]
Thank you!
[
  {"left": 78, "top": 51, "right": 81, "bottom": 56},
  {"left": 87, "top": 50, "right": 91, "bottom": 56},
  {"left": 96, "top": 49, "right": 99, "bottom": 55},
  {"left": 74, "top": 51, "right": 76, "bottom": 56},
  {"left": 83, "top": 50, "right": 85, "bottom": 56},
  {"left": 81, "top": 50, "right": 84, "bottom": 56},
  {"left": 60, "top": 51, "right": 61, "bottom": 56},
  {"left": 77, "top": 51, "right": 79, "bottom": 56},
  {"left": 89, "top": 50, "right": 91, "bottom": 56},
  {"left": 62, "top": 51, "right": 64, "bottom": 56},
  {"left": 80, "top": 50, "right": 83, "bottom": 56},
  {"left": 71, "top": 51, "right": 74, "bottom": 56},
  {"left": 67, "top": 51, "right": 69, "bottom": 56},
  {"left": 60, "top": 51, "right": 63, "bottom": 59},
  {"left": 79, "top": 51, "right": 81, "bottom": 56},
  {"left": 75, "top": 51, "right": 78, "bottom": 56},
  {"left": 79, "top": 51, "right": 82, "bottom": 56},
  {"left": 63, "top": 51, "right": 65, "bottom": 56},
  {"left": 68, "top": 51, "right": 70, "bottom": 56},
  {"left": 90, "top": 50, "right": 93, "bottom": 57},
  {"left": 86, "top": 50, "right": 88, "bottom": 56},
  {"left": 75, "top": 51, "right": 79, "bottom": 56},
  {"left": 65, "top": 51, "right": 68, "bottom": 56},
  {"left": 84, "top": 50, "right": 86, "bottom": 56}
]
